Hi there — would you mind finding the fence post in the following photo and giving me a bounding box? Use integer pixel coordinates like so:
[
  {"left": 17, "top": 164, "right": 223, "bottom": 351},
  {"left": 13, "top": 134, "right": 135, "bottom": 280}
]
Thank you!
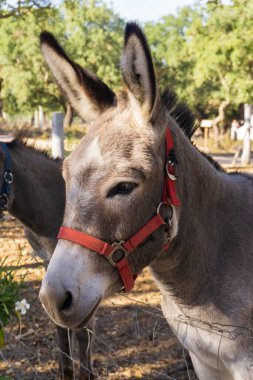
[
  {"left": 241, "top": 104, "right": 252, "bottom": 165},
  {"left": 34, "top": 109, "right": 39, "bottom": 128},
  {"left": 52, "top": 112, "right": 64, "bottom": 159},
  {"left": 39, "top": 106, "right": 44, "bottom": 129}
]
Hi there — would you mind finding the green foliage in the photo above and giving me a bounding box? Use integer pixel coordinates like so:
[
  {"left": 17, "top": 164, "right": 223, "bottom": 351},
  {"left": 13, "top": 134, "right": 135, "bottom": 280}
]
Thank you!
[
  {"left": 0, "top": 0, "right": 124, "bottom": 116},
  {"left": 0, "top": 258, "right": 22, "bottom": 346},
  {"left": 145, "top": 6, "right": 201, "bottom": 109},
  {"left": 0, "top": 6, "right": 63, "bottom": 115},
  {"left": 0, "top": 0, "right": 252, "bottom": 121},
  {"left": 146, "top": 0, "right": 253, "bottom": 119},
  {"left": 0, "top": 0, "right": 51, "bottom": 17},
  {"left": 63, "top": 0, "right": 124, "bottom": 90},
  {"left": 189, "top": 0, "right": 253, "bottom": 108}
]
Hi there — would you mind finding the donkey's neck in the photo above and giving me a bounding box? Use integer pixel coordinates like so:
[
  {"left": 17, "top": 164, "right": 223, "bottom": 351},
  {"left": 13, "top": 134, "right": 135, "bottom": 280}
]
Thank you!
[
  {"left": 8, "top": 144, "right": 65, "bottom": 238},
  {"left": 151, "top": 122, "right": 250, "bottom": 308}
]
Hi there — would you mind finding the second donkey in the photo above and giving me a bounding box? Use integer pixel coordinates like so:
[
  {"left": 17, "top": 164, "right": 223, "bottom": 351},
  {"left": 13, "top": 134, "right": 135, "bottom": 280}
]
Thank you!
[{"left": 0, "top": 133, "right": 94, "bottom": 380}]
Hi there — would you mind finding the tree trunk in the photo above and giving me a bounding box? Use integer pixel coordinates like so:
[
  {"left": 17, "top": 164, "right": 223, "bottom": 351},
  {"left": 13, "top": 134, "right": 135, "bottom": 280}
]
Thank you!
[
  {"left": 0, "top": 78, "right": 3, "bottom": 118},
  {"left": 63, "top": 103, "right": 73, "bottom": 129},
  {"left": 212, "top": 99, "right": 230, "bottom": 148},
  {"left": 241, "top": 104, "right": 252, "bottom": 165}
]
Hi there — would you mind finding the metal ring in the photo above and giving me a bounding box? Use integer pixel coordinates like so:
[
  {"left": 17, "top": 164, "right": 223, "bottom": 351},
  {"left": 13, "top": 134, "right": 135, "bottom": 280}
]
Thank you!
[
  {"left": 168, "top": 204, "right": 174, "bottom": 227},
  {"left": 157, "top": 201, "right": 174, "bottom": 225},
  {"left": 156, "top": 202, "right": 163, "bottom": 215},
  {"left": 4, "top": 171, "right": 13, "bottom": 184}
]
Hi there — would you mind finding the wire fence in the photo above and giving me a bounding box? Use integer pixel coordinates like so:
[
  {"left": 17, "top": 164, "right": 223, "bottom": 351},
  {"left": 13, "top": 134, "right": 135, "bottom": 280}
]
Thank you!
[
  {"left": 1, "top": 219, "right": 253, "bottom": 379},
  {"left": 2, "top": 287, "right": 253, "bottom": 379}
]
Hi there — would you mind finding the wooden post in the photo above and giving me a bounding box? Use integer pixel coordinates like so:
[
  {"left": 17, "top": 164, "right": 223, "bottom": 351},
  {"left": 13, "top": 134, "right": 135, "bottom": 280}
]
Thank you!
[
  {"left": 34, "top": 109, "right": 39, "bottom": 128},
  {"left": 52, "top": 112, "right": 64, "bottom": 159},
  {"left": 204, "top": 127, "right": 208, "bottom": 150},
  {"left": 200, "top": 119, "right": 212, "bottom": 150},
  {"left": 241, "top": 104, "right": 252, "bottom": 165},
  {"left": 39, "top": 106, "right": 44, "bottom": 129}
]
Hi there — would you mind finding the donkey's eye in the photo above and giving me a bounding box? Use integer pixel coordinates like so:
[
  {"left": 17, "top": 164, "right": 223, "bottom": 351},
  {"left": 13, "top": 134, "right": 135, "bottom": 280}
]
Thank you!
[{"left": 107, "top": 182, "right": 138, "bottom": 197}]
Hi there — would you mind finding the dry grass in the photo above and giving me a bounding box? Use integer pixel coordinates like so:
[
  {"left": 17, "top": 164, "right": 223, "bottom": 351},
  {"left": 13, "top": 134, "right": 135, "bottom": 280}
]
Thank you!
[{"left": 0, "top": 217, "right": 197, "bottom": 380}]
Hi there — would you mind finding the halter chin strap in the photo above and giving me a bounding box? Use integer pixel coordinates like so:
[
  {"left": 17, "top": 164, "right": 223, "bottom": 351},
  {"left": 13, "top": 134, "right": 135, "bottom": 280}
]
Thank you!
[
  {"left": 0, "top": 142, "right": 13, "bottom": 218},
  {"left": 58, "top": 127, "right": 180, "bottom": 292}
]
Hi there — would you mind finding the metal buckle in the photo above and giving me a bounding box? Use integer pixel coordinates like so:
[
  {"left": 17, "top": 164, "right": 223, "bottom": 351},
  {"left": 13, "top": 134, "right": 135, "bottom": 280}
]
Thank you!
[
  {"left": 4, "top": 171, "right": 13, "bottom": 184},
  {"left": 166, "top": 162, "right": 177, "bottom": 181},
  {"left": 107, "top": 241, "right": 128, "bottom": 267}
]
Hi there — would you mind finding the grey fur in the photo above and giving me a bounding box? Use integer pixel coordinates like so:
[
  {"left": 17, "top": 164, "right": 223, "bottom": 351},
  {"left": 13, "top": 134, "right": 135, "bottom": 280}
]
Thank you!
[
  {"left": 40, "top": 23, "right": 253, "bottom": 380},
  {"left": 0, "top": 137, "right": 94, "bottom": 380}
]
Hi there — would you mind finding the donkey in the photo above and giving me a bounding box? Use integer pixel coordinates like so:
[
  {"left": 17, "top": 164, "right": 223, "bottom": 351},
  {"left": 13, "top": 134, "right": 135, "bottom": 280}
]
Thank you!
[
  {"left": 0, "top": 135, "right": 94, "bottom": 380},
  {"left": 39, "top": 23, "right": 253, "bottom": 380}
]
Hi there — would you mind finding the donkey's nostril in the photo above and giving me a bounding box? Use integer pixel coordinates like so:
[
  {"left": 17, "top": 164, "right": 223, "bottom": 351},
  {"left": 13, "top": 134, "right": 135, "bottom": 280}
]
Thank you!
[{"left": 60, "top": 291, "right": 73, "bottom": 311}]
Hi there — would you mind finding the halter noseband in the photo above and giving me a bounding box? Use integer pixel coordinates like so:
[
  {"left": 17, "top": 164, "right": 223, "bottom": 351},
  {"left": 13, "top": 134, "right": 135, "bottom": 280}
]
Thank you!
[
  {"left": 0, "top": 142, "right": 13, "bottom": 218},
  {"left": 58, "top": 128, "right": 180, "bottom": 292}
]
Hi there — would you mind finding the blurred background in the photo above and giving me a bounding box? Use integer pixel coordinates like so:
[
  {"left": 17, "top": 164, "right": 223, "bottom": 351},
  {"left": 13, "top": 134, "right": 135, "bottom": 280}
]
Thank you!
[{"left": 0, "top": 0, "right": 252, "bottom": 157}]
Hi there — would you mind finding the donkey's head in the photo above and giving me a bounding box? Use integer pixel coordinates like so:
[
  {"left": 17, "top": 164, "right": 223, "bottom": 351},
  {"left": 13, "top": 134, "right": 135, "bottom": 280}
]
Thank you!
[{"left": 40, "top": 24, "right": 178, "bottom": 329}]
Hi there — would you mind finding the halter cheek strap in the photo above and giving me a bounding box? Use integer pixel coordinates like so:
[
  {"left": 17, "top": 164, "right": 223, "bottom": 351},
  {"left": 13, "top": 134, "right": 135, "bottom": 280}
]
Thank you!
[
  {"left": 57, "top": 127, "right": 180, "bottom": 292},
  {"left": 0, "top": 142, "right": 13, "bottom": 216}
]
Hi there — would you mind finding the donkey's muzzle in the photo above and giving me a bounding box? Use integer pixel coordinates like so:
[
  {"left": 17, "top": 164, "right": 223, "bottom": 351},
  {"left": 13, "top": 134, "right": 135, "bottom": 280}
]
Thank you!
[
  {"left": 39, "top": 245, "right": 104, "bottom": 329},
  {"left": 39, "top": 279, "right": 77, "bottom": 327},
  {"left": 40, "top": 275, "right": 102, "bottom": 328}
]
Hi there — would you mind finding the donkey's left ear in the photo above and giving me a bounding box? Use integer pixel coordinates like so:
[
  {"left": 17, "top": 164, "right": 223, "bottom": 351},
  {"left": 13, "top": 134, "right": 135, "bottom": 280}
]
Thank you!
[{"left": 122, "top": 23, "right": 158, "bottom": 123}]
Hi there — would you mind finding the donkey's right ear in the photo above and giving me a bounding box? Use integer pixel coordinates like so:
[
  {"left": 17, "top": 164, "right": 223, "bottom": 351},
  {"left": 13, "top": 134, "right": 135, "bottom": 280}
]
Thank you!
[
  {"left": 40, "top": 32, "right": 116, "bottom": 121},
  {"left": 121, "top": 23, "right": 158, "bottom": 123}
]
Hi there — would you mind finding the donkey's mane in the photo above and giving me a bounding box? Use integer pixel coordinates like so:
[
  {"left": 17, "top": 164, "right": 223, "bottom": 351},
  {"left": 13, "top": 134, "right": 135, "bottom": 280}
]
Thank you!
[
  {"left": 162, "top": 87, "right": 226, "bottom": 172},
  {"left": 7, "top": 128, "right": 61, "bottom": 162},
  {"left": 162, "top": 87, "right": 198, "bottom": 139},
  {"left": 163, "top": 91, "right": 252, "bottom": 179}
]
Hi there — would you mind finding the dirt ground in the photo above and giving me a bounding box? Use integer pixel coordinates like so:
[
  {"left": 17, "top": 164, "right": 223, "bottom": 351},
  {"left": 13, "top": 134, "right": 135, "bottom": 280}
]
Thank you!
[{"left": 0, "top": 217, "right": 198, "bottom": 380}]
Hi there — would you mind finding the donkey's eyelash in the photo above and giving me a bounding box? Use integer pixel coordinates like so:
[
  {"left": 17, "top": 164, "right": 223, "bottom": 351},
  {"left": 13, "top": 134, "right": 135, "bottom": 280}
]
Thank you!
[{"left": 107, "top": 182, "right": 138, "bottom": 198}]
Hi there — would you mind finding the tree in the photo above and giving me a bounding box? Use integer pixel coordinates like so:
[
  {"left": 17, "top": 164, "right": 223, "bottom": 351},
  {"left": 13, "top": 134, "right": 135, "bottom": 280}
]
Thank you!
[
  {"left": 188, "top": 0, "right": 253, "bottom": 144},
  {"left": 0, "top": 7, "right": 64, "bottom": 116},
  {"left": 62, "top": 0, "right": 124, "bottom": 90},
  {"left": 0, "top": 0, "right": 124, "bottom": 121},
  {"left": 146, "top": 0, "right": 253, "bottom": 131},
  {"left": 1, "top": 0, "right": 253, "bottom": 129},
  {"left": 145, "top": 6, "right": 208, "bottom": 116},
  {"left": 0, "top": 0, "right": 51, "bottom": 19}
]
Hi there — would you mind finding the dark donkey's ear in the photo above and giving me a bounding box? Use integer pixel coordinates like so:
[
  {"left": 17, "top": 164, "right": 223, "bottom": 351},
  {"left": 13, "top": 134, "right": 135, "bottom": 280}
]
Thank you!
[
  {"left": 40, "top": 32, "right": 116, "bottom": 121},
  {"left": 122, "top": 23, "right": 158, "bottom": 123}
]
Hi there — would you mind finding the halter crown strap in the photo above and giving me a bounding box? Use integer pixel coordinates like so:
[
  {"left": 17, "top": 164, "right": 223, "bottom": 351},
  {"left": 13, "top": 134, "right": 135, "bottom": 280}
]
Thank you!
[
  {"left": 162, "top": 128, "right": 180, "bottom": 207},
  {"left": 58, "top": 127, "right": 180, "bottom": 292}
]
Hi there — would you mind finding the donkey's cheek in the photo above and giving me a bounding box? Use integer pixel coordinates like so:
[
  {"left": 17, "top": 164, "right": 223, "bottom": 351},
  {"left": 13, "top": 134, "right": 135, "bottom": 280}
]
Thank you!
[{"left": 39, "top": 241, "right": 114, "bottom": 328}]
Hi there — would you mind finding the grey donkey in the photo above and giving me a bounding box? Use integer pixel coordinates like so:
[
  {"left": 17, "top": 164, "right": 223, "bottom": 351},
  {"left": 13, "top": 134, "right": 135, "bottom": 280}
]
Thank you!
[
  {"left": 40, "top": 23, "right": 253, "bottom": 379},
  {"left": 0, "top": 135, "right": 94, "bottom": 380}
]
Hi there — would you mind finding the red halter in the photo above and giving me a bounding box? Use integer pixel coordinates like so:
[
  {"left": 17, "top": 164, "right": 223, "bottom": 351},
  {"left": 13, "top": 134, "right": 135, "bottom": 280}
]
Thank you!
[{"left": 58, "top": 128, "right": 180, "bottom": 292}]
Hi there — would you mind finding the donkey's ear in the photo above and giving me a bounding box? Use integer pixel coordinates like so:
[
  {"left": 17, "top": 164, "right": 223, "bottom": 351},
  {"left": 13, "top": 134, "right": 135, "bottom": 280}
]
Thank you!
[
  {"left": 122, "top": 23, "right": 158, "bottom": 122},
  {"left": 40, "top": 32, "right": 116, "bottom": 121}
]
